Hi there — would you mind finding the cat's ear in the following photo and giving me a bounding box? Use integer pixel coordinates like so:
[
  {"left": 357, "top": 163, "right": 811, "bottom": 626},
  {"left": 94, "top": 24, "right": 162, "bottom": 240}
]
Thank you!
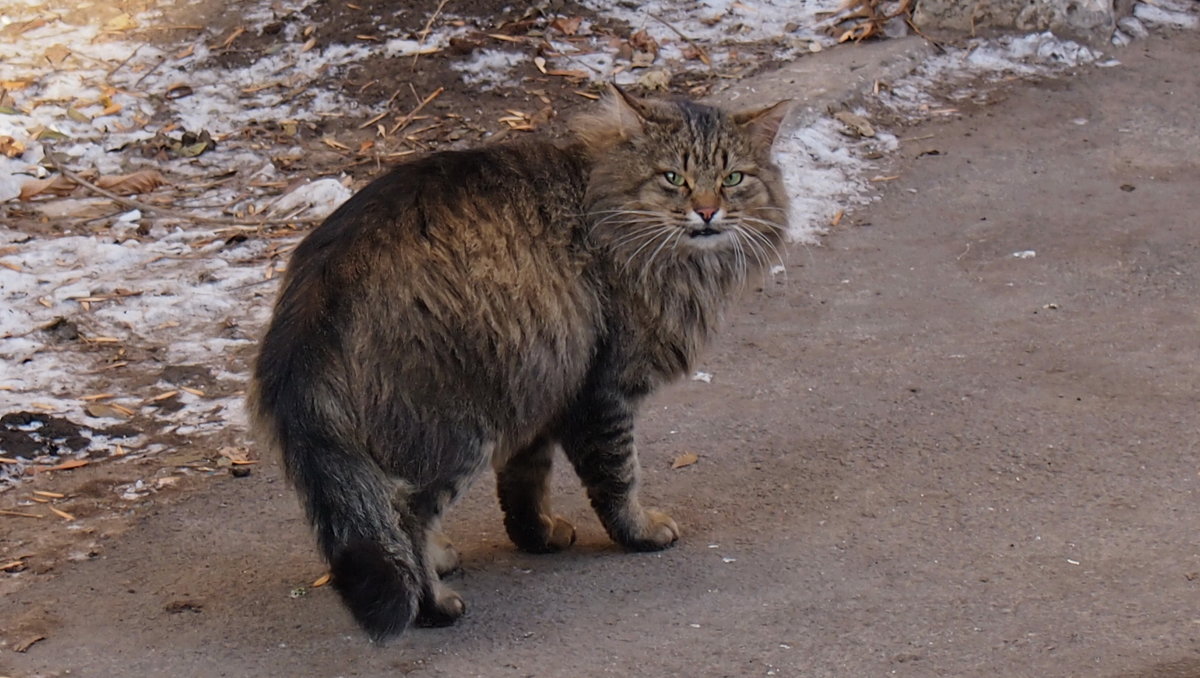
[
  {"left": 571, "top": 83, "right": 650, "bottom": 152},
  {"left": 606, "top": 83, "right": 655, "bottom": 128},
  {"left": 733, "top": 100, "right": 792, "bottom": 150}
]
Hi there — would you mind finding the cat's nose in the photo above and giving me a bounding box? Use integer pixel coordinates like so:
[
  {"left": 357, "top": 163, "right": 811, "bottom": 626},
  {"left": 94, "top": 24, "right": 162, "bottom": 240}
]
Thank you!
[{"left": 694, "top": 206, "right": 719, "bottom": 223}]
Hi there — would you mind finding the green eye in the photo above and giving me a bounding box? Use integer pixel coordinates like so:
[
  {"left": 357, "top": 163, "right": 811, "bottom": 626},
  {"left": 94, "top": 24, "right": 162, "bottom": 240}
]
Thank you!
[
  {"left": 722, "top": 171, "right": 744, "bottom": 187},
  {"left": 663, "top": 171, "right": 686, "bottom": 187}
]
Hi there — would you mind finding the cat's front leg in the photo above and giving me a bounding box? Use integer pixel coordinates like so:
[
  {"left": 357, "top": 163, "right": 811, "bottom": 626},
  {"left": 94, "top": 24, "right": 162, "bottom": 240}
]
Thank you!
[
  {"left": 496, "top": 436, "right": 577, "bottom": 553},
  {"left": 560, "top": 390, "right": 680, "bottom": 551}
]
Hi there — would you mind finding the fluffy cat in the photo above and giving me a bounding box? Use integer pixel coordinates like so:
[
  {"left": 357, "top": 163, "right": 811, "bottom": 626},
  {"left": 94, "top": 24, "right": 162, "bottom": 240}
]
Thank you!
[{"left": 249, "top": 86, "right": 790, "bottom": 640}]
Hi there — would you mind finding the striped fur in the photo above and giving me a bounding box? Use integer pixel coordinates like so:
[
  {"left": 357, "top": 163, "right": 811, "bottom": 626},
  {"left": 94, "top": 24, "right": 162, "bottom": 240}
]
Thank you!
[{"left": 249, "top": 87, "right": 790, "bottom": 641}]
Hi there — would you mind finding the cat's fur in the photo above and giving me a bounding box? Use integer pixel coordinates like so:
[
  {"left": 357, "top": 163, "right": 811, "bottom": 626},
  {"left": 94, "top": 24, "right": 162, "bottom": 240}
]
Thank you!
[{"left": 249, "top": 87, "right": 790, "bottom": 641}]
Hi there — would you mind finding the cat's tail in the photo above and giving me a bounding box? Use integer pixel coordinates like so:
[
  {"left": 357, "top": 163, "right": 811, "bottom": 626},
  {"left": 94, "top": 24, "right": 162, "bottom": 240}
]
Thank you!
[{"left": 250, "top": 387, "right": 424, "bottom": 641}]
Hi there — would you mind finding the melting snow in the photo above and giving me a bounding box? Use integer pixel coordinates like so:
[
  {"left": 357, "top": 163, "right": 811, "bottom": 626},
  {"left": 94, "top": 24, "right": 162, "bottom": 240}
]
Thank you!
[{"left": 1, "top": 0, "right": 1191, "bottom": 488}]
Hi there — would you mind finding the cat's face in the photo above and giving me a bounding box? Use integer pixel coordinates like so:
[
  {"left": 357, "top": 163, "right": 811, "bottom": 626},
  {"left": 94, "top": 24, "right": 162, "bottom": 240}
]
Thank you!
[{"left": 576, "top": 89, "right": 790, "bottom": 272}]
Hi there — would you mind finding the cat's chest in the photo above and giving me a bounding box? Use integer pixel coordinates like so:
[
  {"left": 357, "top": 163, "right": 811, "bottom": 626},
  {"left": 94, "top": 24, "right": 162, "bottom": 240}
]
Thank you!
[{"left": 606, "top": 285, "right": 725, "bottom": 391}]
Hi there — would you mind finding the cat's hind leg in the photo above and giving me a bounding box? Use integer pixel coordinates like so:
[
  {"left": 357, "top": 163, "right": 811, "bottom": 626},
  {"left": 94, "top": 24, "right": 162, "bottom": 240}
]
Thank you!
[
  {"left": 427, "top": 527, "right": 461, "bottom": 577},
  {"left": 404, "top": 484, "right": 475, "bottom": 626},
  {"left": 413, "top": 523, "right": 467, "bottom": 627},
  {"left": 560, "top": 391, "right": 680, "bottom": 552},
  {"left": 496, "top": 436, "right": 577, "bottom": 553}
]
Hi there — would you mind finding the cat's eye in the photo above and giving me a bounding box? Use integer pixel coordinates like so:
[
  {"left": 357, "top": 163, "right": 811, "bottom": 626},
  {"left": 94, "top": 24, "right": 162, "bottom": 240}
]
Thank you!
[
  {"left": 722, "top": 171, "right": 744, "bottom": 187},
  {"left": 663, "top": 171, "right": 686, "bottom": 187}
]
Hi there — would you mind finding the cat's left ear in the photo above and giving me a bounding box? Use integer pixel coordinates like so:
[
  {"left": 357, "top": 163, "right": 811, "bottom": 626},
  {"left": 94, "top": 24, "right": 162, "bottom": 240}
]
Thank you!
[{"left": 733, "top": 100, "right": 792, "bottom": 150}]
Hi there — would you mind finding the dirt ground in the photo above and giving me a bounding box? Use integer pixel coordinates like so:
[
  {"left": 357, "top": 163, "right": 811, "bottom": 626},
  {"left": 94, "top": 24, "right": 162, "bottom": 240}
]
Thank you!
[{"left": 3, "top": 22, "right": 1199, "bottom": 678}]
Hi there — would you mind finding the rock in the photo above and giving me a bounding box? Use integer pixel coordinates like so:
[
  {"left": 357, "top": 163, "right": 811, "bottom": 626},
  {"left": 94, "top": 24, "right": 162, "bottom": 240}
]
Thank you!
[
  {"left": 913, "top": 0, "right": 1121, "bottom": 46},
  {"left": 1117, "top": 15, "right": 1150, "bottom": 38}
]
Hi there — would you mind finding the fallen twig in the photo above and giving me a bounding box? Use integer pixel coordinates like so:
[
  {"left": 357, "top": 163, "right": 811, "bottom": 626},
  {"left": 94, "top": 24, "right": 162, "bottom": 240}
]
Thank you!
[
  {"left": 0, "top": 509, "right": 43, "bottom": 519},
  {"left": 412, "top": 0, "right": 450, "bottom": 71},
  {"left": 648, "top": 13, "right": 714, "bottom": 70},
  {"left": 388, "top": 87, "right": 444, "bottom": 136},
  {"left": 43, "top": 149, "right": 321, "bottom": 227}
]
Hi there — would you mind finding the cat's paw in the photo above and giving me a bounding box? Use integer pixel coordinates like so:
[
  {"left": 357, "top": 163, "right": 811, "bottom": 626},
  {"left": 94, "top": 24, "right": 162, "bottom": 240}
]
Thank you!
[
  {"left": 508, "top": 514, "right": 577, "bottom": 554},
  {"left": 415, "top": 587, "right": 466, "bottom": 627},
  {"left": 619, "top": 509, "right": 680, "bottom": 552}
]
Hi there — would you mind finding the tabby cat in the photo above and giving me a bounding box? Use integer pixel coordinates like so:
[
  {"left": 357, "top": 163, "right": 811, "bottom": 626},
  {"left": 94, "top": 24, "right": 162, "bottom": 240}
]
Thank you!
[{"left": 249, "top": 86, "right": 790, "bottom": 641}]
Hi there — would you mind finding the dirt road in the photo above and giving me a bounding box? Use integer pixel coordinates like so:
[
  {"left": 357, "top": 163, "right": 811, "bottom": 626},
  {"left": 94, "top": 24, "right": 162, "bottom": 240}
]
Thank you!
[{"left": 4, "top": 30, "right": 1199, "bottom": 678}]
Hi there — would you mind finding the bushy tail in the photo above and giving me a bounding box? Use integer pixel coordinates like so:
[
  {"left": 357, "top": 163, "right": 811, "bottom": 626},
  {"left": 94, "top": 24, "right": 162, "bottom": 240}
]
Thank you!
[
  {"left": 251, "top": 277, "right": 428, "bottom": 641},
  {"left": 254, "top": 395, "right": 424, "bottom": 641}
]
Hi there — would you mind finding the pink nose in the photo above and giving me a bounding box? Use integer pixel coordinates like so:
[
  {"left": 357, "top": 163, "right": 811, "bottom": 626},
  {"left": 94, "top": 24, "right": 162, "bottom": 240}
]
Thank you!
[{"left": 694, "top": 206, "right": 719, "bottom": 223}]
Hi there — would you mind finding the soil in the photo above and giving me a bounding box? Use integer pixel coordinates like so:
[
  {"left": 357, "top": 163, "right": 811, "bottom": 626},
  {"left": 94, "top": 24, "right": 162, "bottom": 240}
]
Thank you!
[{"left": 2, "top": 17, "right": 1199, "bottom": 678}]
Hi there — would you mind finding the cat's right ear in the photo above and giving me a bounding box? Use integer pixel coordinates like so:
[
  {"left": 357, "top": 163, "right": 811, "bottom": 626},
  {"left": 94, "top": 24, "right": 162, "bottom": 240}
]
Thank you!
[{"left": 570, "top": 84, "right": 648, "bottom": 153}]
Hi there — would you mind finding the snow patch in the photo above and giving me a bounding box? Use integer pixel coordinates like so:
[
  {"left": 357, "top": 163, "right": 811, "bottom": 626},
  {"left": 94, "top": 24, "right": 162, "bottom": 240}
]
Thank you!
[
  {"left": 774, "top": 118, "right": 876, "bottom": 242},
  {"left": 267, "top": 178, "right": 353, "bottom": 219},
  {"left": 1134, "top": 2, "right": 1199, "bottom": 29},
  {"left": 451, "top": 49, "right": 526, "bottom": 90}
]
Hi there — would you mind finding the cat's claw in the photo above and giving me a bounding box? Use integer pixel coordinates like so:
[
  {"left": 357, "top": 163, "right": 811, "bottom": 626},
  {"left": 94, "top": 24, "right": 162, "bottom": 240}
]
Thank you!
[
  {"left": 508, "top": 514, "right": 577, "bottom": 554},
  {"left": 415, "top": 588, "right": 466, "bottom": 627},
  {"left": 621, "top": 509, "right": 680, "bottom": 552},
  {"left": 545, "top": 515, "right": 577, "bottom": 551}
]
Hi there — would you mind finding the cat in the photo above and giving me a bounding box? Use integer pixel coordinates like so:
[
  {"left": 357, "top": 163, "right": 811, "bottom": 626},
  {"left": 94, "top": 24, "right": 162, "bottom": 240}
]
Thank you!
[{"left": 249, "top": 85, "right": 790, "bottom": 641}]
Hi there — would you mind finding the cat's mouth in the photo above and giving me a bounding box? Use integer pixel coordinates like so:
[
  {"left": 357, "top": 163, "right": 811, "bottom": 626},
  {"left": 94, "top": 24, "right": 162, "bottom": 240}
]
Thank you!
[{"left": 688, "top": 227, "right": 722, "bottom": 238}]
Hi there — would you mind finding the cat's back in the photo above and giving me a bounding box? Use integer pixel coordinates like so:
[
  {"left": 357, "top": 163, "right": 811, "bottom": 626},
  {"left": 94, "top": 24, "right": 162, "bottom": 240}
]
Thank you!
[
  {"left": 260, "top": 140, "right": 601, "bottom": 430},
  {"left": 293, "top": 140, "right": 588, "bottom": 264}
]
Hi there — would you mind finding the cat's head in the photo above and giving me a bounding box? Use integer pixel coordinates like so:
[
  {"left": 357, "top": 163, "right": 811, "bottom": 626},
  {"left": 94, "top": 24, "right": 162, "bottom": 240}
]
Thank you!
[{"left": 573, "top": 86, "right": 790, "bottom": 270}]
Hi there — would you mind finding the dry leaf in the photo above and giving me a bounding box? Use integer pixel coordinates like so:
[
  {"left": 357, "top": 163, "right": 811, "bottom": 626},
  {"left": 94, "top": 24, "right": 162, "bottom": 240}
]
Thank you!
[
  {"left": 19, "top": 175, "right": 77, "bottom": 201},
  {"left": 85, "top": 403, "right": 130, "bottom": 419},
  {"left": 33, "top": 490, "right": 65, "bottom": 498},
  {"left": 14, "top": 634, "right": 45, "bottom": 653},
  {"left": 218, "top": 446, "right": 252, "bottom": 463},
  {"left": 103, "top": 12, "right": 137, "bottom": 32},
  {"left": 2, "top": 17, "right": 47, "bottom": 37},
  {"left": 549, "top": 16, "right": 583, "bottom": 35},
  {"left": 833, "top": 111, "right": 875, "bottom": 138},
  {"left": 312, "top": 572, "right": 332, "bottom": 587},
  {"left": 671, "top": 452, "right": 699, "bottom": 469},
  {"left": 44, "top": 43, "right": 71, "bottom": 67},
  {"left": 0, "top": 134, "right": 23, "bottom": 158},
  {"left": 637, "top": 70, "right": 670, "bottom": 91},
  {"left": 533, "top": 56, "right": 547, "bottom": 74},
  {"left": 95, "top": 170, "right": 167, "bottom": 195},
  {"left": 629, "top": 29, "right": 659, "bottom": 56}
]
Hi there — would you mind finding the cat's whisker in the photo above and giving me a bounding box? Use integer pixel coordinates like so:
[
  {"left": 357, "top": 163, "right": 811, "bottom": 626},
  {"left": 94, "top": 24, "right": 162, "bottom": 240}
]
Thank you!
[
  {"left": 586, "top": 209, "right": 669, "bottom": 233},
  {"left": 590, "top": 214, "right": 655, "bottom": 232},
  {"left": 623, "top": 225, "right": 675, "bottom": 271},
  {"left": 736, "top": 217, "right": 788, "bottom": 262},
  {"left": 641, "top": 227, "right": 682, "bottom": 278},
  {"left": 729, "top": 227, "right": 748, "bottom": 285},
  {"left": 729, "top": 221, "right": 783, "bottom": 287},
  {"left": 610, "top": 223, "right": 673, "bottom": 251}
]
